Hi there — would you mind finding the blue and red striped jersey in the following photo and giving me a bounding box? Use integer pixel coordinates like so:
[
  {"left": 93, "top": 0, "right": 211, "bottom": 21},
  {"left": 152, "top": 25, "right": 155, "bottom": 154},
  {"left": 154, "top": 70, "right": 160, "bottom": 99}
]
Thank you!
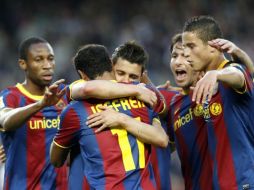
[
  {"left": 68, "top": 146, "right": 89, "bottom": 190},
  {"left": 0, "top": 83, "right": 68, "bottom": 190},
  {"left": 204, "top": 62, "right": 254, "bottom": 190},
  {"left": 54, "top": 95, "right": 163, "bottom": 190},
  {"left": 168, "top": 91, "right": 213, "bottom": 190},
  {"left": 65, "top": 80, "right": 166, "bottom": 190}
]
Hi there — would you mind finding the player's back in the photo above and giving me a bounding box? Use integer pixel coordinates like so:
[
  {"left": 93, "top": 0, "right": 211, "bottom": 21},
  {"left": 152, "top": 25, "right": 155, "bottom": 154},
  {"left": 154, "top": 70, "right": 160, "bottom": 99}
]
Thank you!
[
  {"left": 60, "top": 96, "right": 158, "bottom": 190},
  {"left": 0, "top": 84, "right": 68, "bottom": 190}
]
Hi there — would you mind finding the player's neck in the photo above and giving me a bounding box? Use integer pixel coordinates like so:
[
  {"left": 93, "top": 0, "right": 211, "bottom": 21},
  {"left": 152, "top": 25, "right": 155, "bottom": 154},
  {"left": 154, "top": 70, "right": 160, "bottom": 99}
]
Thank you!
[
  {"left": 206, "top": 53, "right": 226, "bottom": 71},
  {"left": 95, "top": 72, "right": 115, "bottom": 80},
  {"left": 21, "top": 80, "right": 46, "bottom": 96},
  {"left": 182, "top": 87, "right": 190, "bottom": 95}
]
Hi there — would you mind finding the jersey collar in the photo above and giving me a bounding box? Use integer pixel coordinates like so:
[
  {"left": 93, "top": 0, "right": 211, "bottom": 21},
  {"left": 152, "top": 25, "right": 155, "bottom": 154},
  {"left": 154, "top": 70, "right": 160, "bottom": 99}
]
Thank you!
[
  {"left": 16, "top": 83, "right": 44, "bottom": 101},
  {"left": 216, "top": 59, "right": 229, "bottom": 70}
]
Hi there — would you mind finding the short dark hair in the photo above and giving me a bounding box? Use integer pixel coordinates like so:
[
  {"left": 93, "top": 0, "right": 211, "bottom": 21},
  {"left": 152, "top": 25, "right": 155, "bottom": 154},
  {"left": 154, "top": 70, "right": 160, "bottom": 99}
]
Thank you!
[
  {"left": 183, "top": 15, "right": 223, "bottom": 43},
  {"left": 170, "top": 33, "right": 182, "bottom": 53},
  {"left": 19, "top": 37, "right": 48, "bottom": 60},
  {"left": 112, "top": 41, "right": 148, "bottom": 73},
  {"left": 73, "top": 44, "right": 112, "bottom": 80}
]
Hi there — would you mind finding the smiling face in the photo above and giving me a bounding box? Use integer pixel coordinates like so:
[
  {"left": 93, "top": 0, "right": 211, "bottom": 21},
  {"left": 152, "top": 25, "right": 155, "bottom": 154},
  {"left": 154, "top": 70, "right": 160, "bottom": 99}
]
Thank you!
[
  {"left": 113, "top": 57, "right": 142, "bottom": 83},
  {"left": 21, "top": 42, "right": 55, "bottom": 87},
  {"left": 170, "top": 41, "right": 199, "bottom": 89},
  {"left": 182, "top": 31, "right": 213, "bottom": 72}
]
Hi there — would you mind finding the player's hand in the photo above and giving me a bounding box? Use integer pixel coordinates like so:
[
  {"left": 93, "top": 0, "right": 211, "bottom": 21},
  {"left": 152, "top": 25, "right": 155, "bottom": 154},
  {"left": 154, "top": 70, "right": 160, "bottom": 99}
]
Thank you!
[
  {"left": 192, "top": 71, "right": 218, "bottom": 104},
  {"left": 157, "top": 80, "right": 171, "bottom": 89},
  {"left": 136, "top": 84, "right": 157, "bottom": 108},
  {"left": 157, "top": 80, "right": 183, "bottom": 93},
  {"left": 0, "top": 145, "right": 6, "bottom": 163},
  {"left": 38, "top": 79, "right": 66, "bottom": 108},
  {"left": 208, "top": 38, "right": 239, "bottom": 54},
  {"left": 86, "top": 106, "right": 123, "bottom": 133}
]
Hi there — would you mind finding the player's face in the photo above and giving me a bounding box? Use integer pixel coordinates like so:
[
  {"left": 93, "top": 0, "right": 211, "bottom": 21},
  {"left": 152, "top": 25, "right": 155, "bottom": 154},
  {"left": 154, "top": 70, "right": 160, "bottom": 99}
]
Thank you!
[
  {"left": 24, "top": 43, "right": 55, "bottom": 87},
  {"left": 170, "top": 42, "right": 199, "bottom": 89},
  {"left": 182, "top": 31, "right": 211, "bottom": 71},
  {"left": 113, "top": 57, "right": 142, "bottom": 83}
]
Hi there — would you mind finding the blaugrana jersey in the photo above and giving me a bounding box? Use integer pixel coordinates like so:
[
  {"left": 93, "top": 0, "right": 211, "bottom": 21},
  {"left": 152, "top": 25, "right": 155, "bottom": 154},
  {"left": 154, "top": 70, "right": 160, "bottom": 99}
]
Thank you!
[
  {"left": 0, "top": 83, "right": 68, "bottom": 190},
  {"left": 204, "top": 61, "right": 254, "bottom": 190}
]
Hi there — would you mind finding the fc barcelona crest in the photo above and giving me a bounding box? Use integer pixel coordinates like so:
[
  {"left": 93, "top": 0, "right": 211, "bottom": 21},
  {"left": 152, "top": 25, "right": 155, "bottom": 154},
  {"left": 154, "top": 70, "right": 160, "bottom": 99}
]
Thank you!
[
  {"left": 209, "top": 103, "right": 222, "bottom": 116},
  {"left": 55, "top": 100, "right": 66, "bottom": 110}
]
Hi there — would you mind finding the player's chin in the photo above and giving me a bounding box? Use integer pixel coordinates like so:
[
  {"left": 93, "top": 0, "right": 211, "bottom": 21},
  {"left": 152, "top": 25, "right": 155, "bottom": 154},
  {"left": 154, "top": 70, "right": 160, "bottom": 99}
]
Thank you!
[
  {"left": 175, "top": 81, "right": 187, "bottom": 88},
  {"left": 40, "top": 79, "right": 53, "bottom": 86}
]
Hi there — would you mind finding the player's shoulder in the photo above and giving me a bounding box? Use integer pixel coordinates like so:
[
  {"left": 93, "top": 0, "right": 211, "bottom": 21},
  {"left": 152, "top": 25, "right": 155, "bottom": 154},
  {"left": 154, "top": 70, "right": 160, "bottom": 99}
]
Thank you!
[
  {"left": 0, "top": 84, "right": 21, "bottom": 98},
  {"left": 223, "top": 60, "right": 245, "bottom": 71},
  {"left": 64, "top": 100, "right": 80, "bottom": 109},
  {"left": 61, "top": 100, "right": 90, "bottom": 123},
  {"left": 63, "top": 100, "right": 86, "bottom": 113},
  {"left": 168, "top": 92, "right": 192, "bottom": 108},
  {"left": 0, "top": 85, "right": 19, "bottom": 94}
]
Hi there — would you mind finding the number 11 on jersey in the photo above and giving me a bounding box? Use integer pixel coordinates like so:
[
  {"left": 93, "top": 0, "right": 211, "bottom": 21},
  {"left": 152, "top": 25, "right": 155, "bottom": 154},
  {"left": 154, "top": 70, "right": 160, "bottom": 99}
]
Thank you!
[{"left": 110, "top": 117, "right": 145, "bottom": 172}]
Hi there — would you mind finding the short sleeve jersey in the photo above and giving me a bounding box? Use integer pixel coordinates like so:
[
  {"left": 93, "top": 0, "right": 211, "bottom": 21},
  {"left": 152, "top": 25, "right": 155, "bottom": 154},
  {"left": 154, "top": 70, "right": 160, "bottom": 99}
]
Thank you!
[
  {"left": 204, "top": 61, "right": 254, "bottom": 190},
  {"left": 0, "top": 83, "right": 68, "bottom": 190},
  {"left": 54, "top": 93, "right": 163, "bottom": 190}
]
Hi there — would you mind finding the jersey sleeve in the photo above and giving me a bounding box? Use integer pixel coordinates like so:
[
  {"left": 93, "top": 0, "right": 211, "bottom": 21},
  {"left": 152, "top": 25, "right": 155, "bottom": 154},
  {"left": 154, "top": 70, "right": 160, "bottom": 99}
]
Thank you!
[
  {"left": 66, "top": 79, "right": 87, "bottom": 103},
  {"left": 228, "top": 63, "right": 253, "bottom": 95},
  {"left": 53, "top": 105, "right": 81, "bottom": 149},
  {"left": 144, "top": 85, "right": 166, "bottom": 114}
]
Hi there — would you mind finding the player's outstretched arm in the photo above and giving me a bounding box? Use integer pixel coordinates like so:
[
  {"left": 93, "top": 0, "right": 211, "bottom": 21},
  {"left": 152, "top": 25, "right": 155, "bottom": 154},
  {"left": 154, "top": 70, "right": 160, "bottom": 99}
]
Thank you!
[
  {"left": 192, "top": 67, "right": 245, "bottom": 104},
  {"left": 209, "top": 38, "right": 254, "bottom": 74},
  {"left": 86, "top": 106, "right": 168, "bottom": 148},
  {"left": 0, "top": 79, "right": 65, "bottom": 131},
  {"left": 70, "top": 80, "right": 157, "bottom": 107}
]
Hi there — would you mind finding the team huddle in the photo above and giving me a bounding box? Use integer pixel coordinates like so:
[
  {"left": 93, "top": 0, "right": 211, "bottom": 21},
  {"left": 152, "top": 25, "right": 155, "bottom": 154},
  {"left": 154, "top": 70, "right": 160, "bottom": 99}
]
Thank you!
[{"left": 0, "top": 15, "right": 254, "bottom": 190}]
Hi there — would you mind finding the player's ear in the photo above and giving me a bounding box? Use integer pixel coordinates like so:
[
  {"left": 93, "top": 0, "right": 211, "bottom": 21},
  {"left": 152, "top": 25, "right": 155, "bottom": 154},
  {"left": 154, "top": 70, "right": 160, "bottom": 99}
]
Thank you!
[
  {"left": 77, "top": 70, "right": 89, "bottom": 80},
  {"left": 19, "top": 59, "right": 27, "bottom": 71}
]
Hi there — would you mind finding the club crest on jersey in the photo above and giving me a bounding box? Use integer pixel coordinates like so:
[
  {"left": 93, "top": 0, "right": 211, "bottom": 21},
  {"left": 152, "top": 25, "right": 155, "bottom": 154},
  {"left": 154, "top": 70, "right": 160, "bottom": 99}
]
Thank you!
[
  {"left": 193, "top": 104, "right": 203, "bottom": 117},
  {"left": 55, "top": 100, "right": 66, "bottom": 110},
  {"left": 209, "top": 103, "right": 222, "bottom": 116}
]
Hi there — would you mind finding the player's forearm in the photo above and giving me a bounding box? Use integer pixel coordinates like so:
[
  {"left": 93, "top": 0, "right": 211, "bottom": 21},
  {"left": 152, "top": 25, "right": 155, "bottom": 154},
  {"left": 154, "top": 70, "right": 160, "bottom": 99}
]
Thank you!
[
  {"left": 0, "top": 102, "right": 44, "bottom": 131},
  {"left": 231, "top": 48, "right": 254, "bottom": 75},
  {"left": 119, "top": 114, "right": 168, "bottom": 148},
  {"left": 217, "top": 67, "right": 245, "bottom": 90},
  {"left": 72, "top": 80, "right": 141, "bottom": 100}
]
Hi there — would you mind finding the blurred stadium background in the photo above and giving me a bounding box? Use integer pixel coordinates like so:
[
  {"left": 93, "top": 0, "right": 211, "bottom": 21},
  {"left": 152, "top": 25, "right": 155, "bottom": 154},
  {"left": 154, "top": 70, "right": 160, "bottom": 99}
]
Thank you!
[{"left": 0, "top": 0, "right": 253, "bottom": 189}]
